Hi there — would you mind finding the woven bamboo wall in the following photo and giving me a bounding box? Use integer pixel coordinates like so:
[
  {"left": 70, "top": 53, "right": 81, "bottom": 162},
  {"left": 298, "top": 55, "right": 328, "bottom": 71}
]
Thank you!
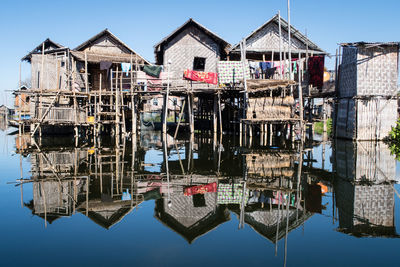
[
  {"left": 32, "top": 181, "right": 73, "bottom": 215},
  {"left": 162, "top": 25, "right": 220, "bottom": 87},
  {"left": 31, "top": 54, "right": 68, "bottom": 90},
  {"left": 339, "top": 46, "right": 399, "bottom": 97},
  {"left": 335, "top": 178, "right": 395, "bottom": 231},
  {"left": 335, "top": 140, "right": 397, "bottom": 184},
  {"left": 245, "top": 152, "right": 294, "bottom": 177},
  {"left": 81, "top": 34, "right": 131, "bottom": 55},
  {"left": 246, "top": 96, "right": 294, "bottom": 120},
  {"left": 335, "top": 98, "right": 397, "bottom": 140},
  {"left": 246, "top": 21, "right": 307, "bottom": 52},
  {"left": 353, "top": 184, "right": 395, "bottom": 227},
  {"left": 160, "top": 190, "right": 218, "bottom": 228}
]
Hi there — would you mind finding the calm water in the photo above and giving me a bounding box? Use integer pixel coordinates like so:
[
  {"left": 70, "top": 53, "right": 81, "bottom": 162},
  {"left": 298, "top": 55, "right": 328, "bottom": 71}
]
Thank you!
[{"left": 1, "top": 129, "right": 400, "bottom": 267}]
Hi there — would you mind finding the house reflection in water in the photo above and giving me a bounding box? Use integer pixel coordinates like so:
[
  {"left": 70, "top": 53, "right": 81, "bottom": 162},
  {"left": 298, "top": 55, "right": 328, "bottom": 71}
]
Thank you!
[
  {"left": 17, "top": 135, "right": 398, "bottom": 245},
  {"left": 154, "top": 177, "right": 230, "bottom": 244},
  {"left": 25, "top": 179, "right": 86, "bottom": 225},
  {"left": 334, "top": 140, "right": 399, "bottom": 238}
]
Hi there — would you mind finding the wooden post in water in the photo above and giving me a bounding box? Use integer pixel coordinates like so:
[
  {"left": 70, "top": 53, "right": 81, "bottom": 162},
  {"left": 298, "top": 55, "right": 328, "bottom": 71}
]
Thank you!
[
  {"left": 278, "top": 11, "right": 283, "bottom": 80},
  {"left": 84, "top": 51, "right": 88, "bottom": 94},
  {"left": 213, "top": 94, "right": 218, "bottom": 134},
  {"left": 298, "top": 51, "right": 304, "bottom": 138},
  {"left": 287, "top": 0, "right": 292, "bottom": 80},
  {"left": 115, "top": 68, "right": 120, "bottom": 147},
  {"left": 218, "top": 92, "right": 222, "bottom": 134}
]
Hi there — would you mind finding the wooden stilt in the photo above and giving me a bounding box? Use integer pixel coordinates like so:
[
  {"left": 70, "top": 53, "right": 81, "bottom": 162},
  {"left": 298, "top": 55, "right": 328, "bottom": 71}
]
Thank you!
[
  {"left": 174, "top": 100, "right": 186, "bottom": 139},
  {"left": 213, "top": 94, "right": 217, "bottom": 134},
  {"left": 218, "top": 92, "right": 222, "bottom": 134}
]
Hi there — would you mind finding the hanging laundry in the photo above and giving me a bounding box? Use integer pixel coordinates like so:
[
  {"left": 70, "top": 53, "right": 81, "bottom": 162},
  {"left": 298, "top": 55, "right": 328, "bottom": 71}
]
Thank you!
[
  {"left": 292, "top": 61, "right": 297, "bottom": 74},
  {"left": 217, "top": 183, "right": 249, "bottom": 204},
  {"left": 266, "top": 67, "right": 277, "bottom": 79},
  {"left": 100, "top": 61, "right": 112, "bottom": 70},
  {"left": 218, "top": 61, "right": 251, "bottom": 84},
  {"left": 143, "top": 65, "right": 162, "bottom": 78},
  {"left": 146, "top": 73, "right": 163, "bottom": 91},
  {"left": 308, "top": 56, "right": 325, "bottom": 89},
  {"left": 121, "top": 63, "right": 131, "bottom": 76},
  {"left": 143, "top": 188, "right": 162, "bottom": 201},
  {"left": 122, "top": 189, "right": 131, "bottom": 201},
  {"left": 100, "top": 61, "right": 112, "bottom": 77},
  {"left": 183, "top": 69, "right": 218, "bottom": 85},
  {"left": 259, "top": 62, "right": 272, "bottom": 72},
  {"left": 249, "top": 61, "right": 259, "bottom": 70},
  {"left": 184, "top": 182, "right": 217, "bottom": 196}
]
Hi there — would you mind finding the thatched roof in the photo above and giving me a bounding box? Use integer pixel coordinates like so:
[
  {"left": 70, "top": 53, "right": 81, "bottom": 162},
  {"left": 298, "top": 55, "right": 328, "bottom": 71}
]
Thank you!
[
  {"left": 154, "top": 18, "right": 231, "bottom": 63},
  {"left": 246, "top": 79, "right": 297, "bottom": 91},
  {"left": 22, "top": 38, "right": 65, "bottom": 62},
  {"left": 70, "top": 50, "right": 147, "bottom": 64},
  {"left": 74, "top": 28, "right": 151, "bottom": 65},
  {"left": 231, "top": 13, "right": 327, "bottom": 55}
]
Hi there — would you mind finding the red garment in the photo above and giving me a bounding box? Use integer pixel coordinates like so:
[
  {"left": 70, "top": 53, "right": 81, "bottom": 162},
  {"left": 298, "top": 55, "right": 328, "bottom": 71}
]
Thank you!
[
  {"left": 308, "top": 56, "right": 324, "bottom": 89},
  {"left": 184, "top": 69, "right": 218, "bottom": 85},
  {"left": 147, "top": 74, "right": 162, "bottom": 91},
  {"left": 184, "top": 182, "right": 217, "bottom": 196}
]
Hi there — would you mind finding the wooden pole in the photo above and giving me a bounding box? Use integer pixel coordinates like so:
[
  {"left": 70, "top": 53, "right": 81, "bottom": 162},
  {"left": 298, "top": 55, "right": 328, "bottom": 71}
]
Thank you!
[
  {"left": 18, "top": 62, "right": 22, "bottom": 136},
  {"left": 278, "top": 11, "right": 283, "bottom": 79},
  {"left": 120, "top": 72, "right": 126, "bottom": 137},
  {"left": 174, "top": 100, "right": 186, "bottom": 139},
  {"left": 287, "top": 0, "right": 292, "bottom": 80},
  {"left": 84, "top": 51, "right": 88, "bottom": 93},
  {"left": 162, "top": 62, "right": 171, "bottom": 134},
  {"left": 218, "top": 92, "right": 223, "bottom": 134},
  {"left": 116, "top": 67, "right": 120, "bottom": 146},
  {"left": 213, "top": 94, "right": 218, "bottom": 134},
  {"left": 130, "top": 53, "right": 135, "bottom": 135},
  {"left": 189, "top": 94, "right": 194, "bottom": 134},
  {"left": 298, "top": 52, "right": 304, "bottom": 138}
]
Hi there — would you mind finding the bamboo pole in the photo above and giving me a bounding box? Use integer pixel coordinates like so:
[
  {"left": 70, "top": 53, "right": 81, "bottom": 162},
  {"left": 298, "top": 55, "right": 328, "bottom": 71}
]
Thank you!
[
  {"left": 40, "top": 181, "right": 47, "bottom": 228},
  {"left": 84, "top": 51, "right": 88, "bottom": 93},
  {"left": 298, "top": 52, "right": 304, "bottom": 138},
  {"left": 218, "top": 92, "right": 222, "bottom": 134},
  {"left": 130, "top": 53, "right": 134, "bottom": 135},
  {"left": 120, "top": 72, "right": 126, "bottom": 136},
  {"left": 287, "top": 0, "right": 292, "bottom": 80},
  {"left": 115, "top": 67, "right": 120, "bottom": 146},
  {"left": 279, "top": 11, "right": 283, "bottom": 79},
  {"left": 174, "top": 100, "right": 186, "bottom": 139},
  {"left": 18, "top": 62, "right": 22, "bottom": 136},
  {"left": 213, "top": 94, "right": 217, "bottom": 133}
]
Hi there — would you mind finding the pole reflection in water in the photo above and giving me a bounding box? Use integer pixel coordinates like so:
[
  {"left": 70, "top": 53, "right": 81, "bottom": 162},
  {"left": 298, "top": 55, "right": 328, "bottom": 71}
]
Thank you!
[{"left": 10, "top": 131, "right": 400, "bottom": 266}]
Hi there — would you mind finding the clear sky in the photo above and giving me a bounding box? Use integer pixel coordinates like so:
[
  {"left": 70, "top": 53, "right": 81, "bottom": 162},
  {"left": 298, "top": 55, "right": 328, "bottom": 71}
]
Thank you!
[{"left": 0, "top": 0, "right": 399, "bottom": 106}]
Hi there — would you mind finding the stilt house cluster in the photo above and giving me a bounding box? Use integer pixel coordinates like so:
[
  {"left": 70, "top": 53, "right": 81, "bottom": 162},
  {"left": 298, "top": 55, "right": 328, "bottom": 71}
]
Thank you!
[{"left": 13, "top": 13, "right": 329, "bottom": 143}]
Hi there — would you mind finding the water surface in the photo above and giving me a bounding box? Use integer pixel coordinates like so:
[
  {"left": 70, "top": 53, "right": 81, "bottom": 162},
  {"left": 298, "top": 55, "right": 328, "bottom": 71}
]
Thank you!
[{"left": 1, "top": 129, "right": 399, "bottom": 266}]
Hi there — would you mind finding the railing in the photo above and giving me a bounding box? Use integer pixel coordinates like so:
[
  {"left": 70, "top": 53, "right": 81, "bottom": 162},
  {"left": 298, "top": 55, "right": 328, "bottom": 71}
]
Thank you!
[{"left": 37, "top": 107, "right": 87, "bottom": 124}]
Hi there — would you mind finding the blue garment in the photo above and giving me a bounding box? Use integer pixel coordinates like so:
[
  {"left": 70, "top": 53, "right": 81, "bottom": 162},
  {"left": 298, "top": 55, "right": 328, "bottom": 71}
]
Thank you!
[
  {"left": 259, "top": 62, "right": 272, "bottom": 72},
  {"left": 121, "top": 63, "right": 131, "bottom": 76},
  {"left": 122, "top": 189, "right": 131, "bottom": 200},
  {"left": 259, "top": 62, "right": 267, "bottom": 71}
]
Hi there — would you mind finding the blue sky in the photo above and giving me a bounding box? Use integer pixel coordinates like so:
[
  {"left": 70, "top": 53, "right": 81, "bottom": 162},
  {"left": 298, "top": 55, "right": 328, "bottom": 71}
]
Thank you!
[{"left": 0, "top": 0, "right": 399, "bottom": 105}]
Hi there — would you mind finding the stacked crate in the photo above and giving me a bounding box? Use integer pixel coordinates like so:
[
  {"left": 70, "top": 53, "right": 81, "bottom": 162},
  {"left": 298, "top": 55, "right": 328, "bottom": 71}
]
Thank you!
[{"left": 335, "top": 43, "right": 399, "bottom": 140}]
